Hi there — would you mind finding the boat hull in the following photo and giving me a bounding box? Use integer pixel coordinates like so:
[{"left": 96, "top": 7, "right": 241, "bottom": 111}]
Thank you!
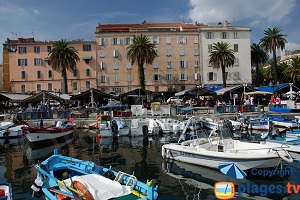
[
  {"left": 24, "top": 128, "right": 74, "bottom": 144},
  {"left": 162, "top": 143, "right": 285, "bottom": 171}
]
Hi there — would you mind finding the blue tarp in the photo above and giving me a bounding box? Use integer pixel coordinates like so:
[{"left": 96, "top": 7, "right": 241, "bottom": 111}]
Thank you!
[
  {"left": 257, "top": 83, "right": 288, "bottom": 92},
  {"left": 180, "top": 106, "right": 194, "bottom": 111}
]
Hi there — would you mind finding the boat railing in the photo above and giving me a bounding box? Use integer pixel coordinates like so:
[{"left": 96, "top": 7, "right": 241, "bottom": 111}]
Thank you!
[
  {"left": 227, "top": 146, "right": 288, "bottom": 153},
  {"left": 114, "top": 171, "right": 137, "bottom": 189}
]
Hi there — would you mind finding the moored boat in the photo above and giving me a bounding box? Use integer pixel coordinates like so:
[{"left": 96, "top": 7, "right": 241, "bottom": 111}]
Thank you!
[
  {"left": 22, "top": 119, "right": 75, "bottom": 144},
  {"left": 32, "top": 149, "right": 158, "bottom": 200},
  {"left": 162, "top": 124, "right": 293, "bottom": 171}
]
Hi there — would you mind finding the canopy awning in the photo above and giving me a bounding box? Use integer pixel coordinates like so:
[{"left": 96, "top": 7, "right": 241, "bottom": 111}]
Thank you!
[
  {"left": 23, "top": 91, "right": 71, "bottom": 103},
  {"left": 257, "top": 83, "right": 300, "bottom": 93},
  {"left": 244, "top": 91, "right": 273, "bottom": 95},
  {"left": 70, "top": 88, "right": 112, "bottom": 101},
  {"left": 0, "top": 92, "right": 31, "bottom": 103},
  {"left": 216, "top": 85, "right": 257, "bottom": 95},
  {"left": 82, "top": 56, "right": 92, "bottom": 60}
]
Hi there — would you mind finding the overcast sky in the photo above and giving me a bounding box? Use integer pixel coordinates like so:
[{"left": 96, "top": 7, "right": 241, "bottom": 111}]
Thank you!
[{"left": 1, "top": 0, "right": 299, "bottom": 64}]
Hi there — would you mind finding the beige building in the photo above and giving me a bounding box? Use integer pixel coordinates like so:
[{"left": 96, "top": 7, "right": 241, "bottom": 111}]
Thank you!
[{"left": 2, "top": 38, "right": 97, "bottom": 94}]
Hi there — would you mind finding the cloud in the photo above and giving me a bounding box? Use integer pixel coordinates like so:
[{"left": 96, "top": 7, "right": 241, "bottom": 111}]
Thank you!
[
  {"left": 188, "top": 0, "right": 296, "bottom": 24},
  {"left": 285, "top": 42, "right": 300, "bottom": 51}
]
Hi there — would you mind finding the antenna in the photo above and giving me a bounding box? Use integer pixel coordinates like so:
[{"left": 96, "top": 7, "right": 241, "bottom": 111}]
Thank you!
[{"left": 32, "top": 30, "right": 34, "bottom": 38}]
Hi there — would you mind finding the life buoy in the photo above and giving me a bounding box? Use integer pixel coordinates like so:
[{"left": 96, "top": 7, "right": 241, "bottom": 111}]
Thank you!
[
  {"left": 95, "top": 133, "right": 102, "bottom": 142},
  {"left": 72, "top": 180, "right": 94, "bottom": 200}
]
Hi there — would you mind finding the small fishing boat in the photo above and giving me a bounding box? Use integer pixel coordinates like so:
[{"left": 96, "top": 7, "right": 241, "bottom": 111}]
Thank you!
[
  {"left": 0, "top": 121, "right": 14, "bottom": 131},
  {"left": 0, "top": 182, "right": 12, "bottom": 200},
  {"left": 98, "top": 118, "right": 131, "bottom": 137},
  {"left": 32, "top": 149, "right": 158, "bottom": 200},
  {"left": 162, "top": 122, "right": 293, "bottom": 171},
  {"left": 261, "top": 114, "right": 298, "bottom": 128},
  {"left": 248, "top": 118, "right": 270, "bottom": 130},
  {"left": 22, "top": 119, "right": 75, "bottom": 144},
  {"left": 0, "top": 125, "right": 26, "bottom": 140}
]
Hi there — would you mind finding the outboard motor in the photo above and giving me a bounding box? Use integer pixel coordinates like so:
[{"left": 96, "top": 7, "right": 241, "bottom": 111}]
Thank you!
[
  {"left": 142, "top": 125, "right": 148, "bottom": 139},
  {"left": 111, "top": 120, "right": 119, "bottom": 138}
]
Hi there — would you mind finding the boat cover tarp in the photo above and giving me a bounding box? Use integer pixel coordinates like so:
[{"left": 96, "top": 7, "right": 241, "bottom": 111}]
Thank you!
[{"left": 61, "top": 174, "right": 132, "bottom": 200}]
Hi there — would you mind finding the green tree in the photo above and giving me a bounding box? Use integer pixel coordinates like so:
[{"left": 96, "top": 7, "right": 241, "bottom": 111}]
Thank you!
[
  {"left": 283, "top": 57, "right": 300, "bottom": 83},
  {"left": 251, "top": 43, "right": 269, "bottom": 86},
  {"left": 48, "top": 39, "right": 80, "bottom": 94},
  {"left": 209, "top": 41, "right": 235, "bottom": 88},
  {"left": 260, "top": 27, "right": 287, "bottom": 85},
  {"left": 126, "top": 34, "right": 157, "bottom": 90}
]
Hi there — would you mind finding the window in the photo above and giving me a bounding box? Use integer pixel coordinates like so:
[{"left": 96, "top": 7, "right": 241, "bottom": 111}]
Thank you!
[
  {"left": 48, "top": 83, "right": 52, "bottom": 91},
  {"left": 21, "top": 85, "right": 26, "bottom": 93},
  {"left": 154, "top": 49, "right": 158, "bottom": 56},
  {"left": 166, "top": 49, "right": 172, "bottom": 57},
  {"left": 166, "top": 37, "right": 171, "bottom": 44},
  {"left": 207, "top": 72, "right": 217, "bottom": 81},
  {"left": 207, "top": 32, "right": 214, "bottom": 39},
  {"left": 177, "top": 36, "right": 187, "bottom": 44},
  {"left": 151, "top": 37, "right": 160, "bottom": 44},
  {"left": 60, "top": 82, "right": 64, "bottom": 93},
  {"left": 221, "top": 32, "right": 228, "bottom": 39},
  {"left": 179, "top": 74, "right": 188, "bottom": 80},
  {"left": 167, "top": 61, "right": 172, "bottom": 68},
  {"left": 208, "top": 44, "right": 212, "bottom": 53},
  {"left": 127, "top": 74, "right": 132, "bottom": 82},
  {"left": 111, "top": 37, "right": 120, "bottom": 45},
  {"left": 100, "top": 62, "right": 105, "bottom": 70},
  {"left": 166, "top": 74, "right": 172, "bottom": 81},
  {"left": 154, "top": 61, "right": 158, "bottom": 69},
  {"left": 180, "top": 48, "right": 185, "bottom": 56},
  {"left": 113, "top": 50, "right": 118, "bottom": 57},
  {"left": 73, "top": 69, "right": 77, "bottom": 77},
  {"left": 100, "top": 76, "right": 107, "bottom": 83},
  {"left": 126, "top": 62, "right": 132, "bottom": 70},
  {"left": 85, "top": 68, "right": 90, "bottom": 76},
  {"left": 234, "top": 44, "right": 238, "bottom": 52},
  {"left": 18, "top": 47, "right": 26, "bottom": 54},
  {"left": 83, "top": 44, "right": 91, "bottom": 51},
  {"left": 233, "top": 32, "right": 238, "bottom": 39},
  {"left": 234, "top": 57, "right": 239, "bottom": 66},
  {"left": 47, "top": 46, "right": 52, "bottom": 52},
  {"left": 86, "top": 81, "right": 91, "bottom": 90},
  {"left": 194, "top": 36, "right": 199, "bottom": 44},
  {"left": 18, "top": 59, "right": 27, "bottom": 66},
  {"left": 99, "top": 50, "right": 105, "bottom": 58},
  {"left": 60, "top": 70, "right": 63, "bottom": 77},
  {"left": 178, "top": 60, "right": 187, "bottom": 68},
  {"left": 48, "top": 70, "right": 53, "bottom": 78},
  {"left": 37, "top": 84, "right": 41, "bottom": 92},
  {"left": 233, "top": 72, "right": 240, "bottom": 80},
  {"left": 21, "top": 71, "right": 26, "bottom": 79},
  {"left": 226, "top": 72, "right": 231, "bottom": 80},
  {"left": 194, "top": 60, "right": 199, "bottom": 67},
  {"left": 72, "top": 82, "right": 78, "bottom": 91},
  {"left": 114, "top": 75, "right": 119, "bottom": 83},
  {"left": 99, "top": 38, "right": 106, "bottom": 46},
  {"left": 114, "top": 61, "right": 119, "bottom": 70},
  {"left": 194, "top": 73, "right": 200, "bottom": 80},
  {"left": 36, "top": 70, "right": 41, "bottom": 79},
  {"left": 34, "top": 58, "right": 42, "bottom": 66},
  {"left": 124, "top": 37, "right": 132, "bottom": 45},
  {"left": 34, "top": 46, "right": 40, "bottom": 53},
  {"left": 194, "top": 48, "right": 199, "bottom": 55},
  {"left": 152, "top": 74, "right": 161, "bottom": 81}
]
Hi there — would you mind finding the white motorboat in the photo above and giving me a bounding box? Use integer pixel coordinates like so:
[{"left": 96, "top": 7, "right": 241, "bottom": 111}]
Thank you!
[
  {"left": 162, "top": 123, "right": 293, "bottom": 171},
  {"left": 155, "top": 118, "right": 185, "bottom": 134},
  {"left": 98, "top": 119, "right": 131, "bottom": 137},
  {"left": 130, "top": 118, "right": 160, "bottom": 136},
  {"left": 0, "top": 121, "right": 14, "bottom": 131},
  {"left": 199, "top": 117, "right": 218, "bottom": 131}
]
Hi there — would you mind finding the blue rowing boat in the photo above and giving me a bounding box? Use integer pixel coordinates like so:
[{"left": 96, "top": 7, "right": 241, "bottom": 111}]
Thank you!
[{"left": 32, "top": 149, "right": 158, "bottom": 200}]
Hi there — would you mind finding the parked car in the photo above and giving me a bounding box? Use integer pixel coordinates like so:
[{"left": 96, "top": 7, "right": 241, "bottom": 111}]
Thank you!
[
  {"left": 107, "top": 99, "right": 120, "bottom": 105},
  {"left": 167, "top": 97, "right": 182, "bottom": 105}
]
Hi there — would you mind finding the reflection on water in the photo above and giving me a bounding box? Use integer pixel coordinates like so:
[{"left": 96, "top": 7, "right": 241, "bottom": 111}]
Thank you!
[{"left": 1, "top": 129, "right": 300, "bottom": 199}]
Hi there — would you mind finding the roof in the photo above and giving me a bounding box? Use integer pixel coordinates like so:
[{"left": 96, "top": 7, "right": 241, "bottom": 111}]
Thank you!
[
  {"left": 23, "top": 91, "right": 71, "bottom": 103},
  {"left": 257, "top": 83, "right": 300, "bottom": 93},
  {"left": 215, "top": 85, "right": 257, "bottom": 95},
  {"left": 0, "top": 92, "right": 31, "bottom": 103},
  {"left": 70, "top": 88, "right": 112, "bottom": 101}
]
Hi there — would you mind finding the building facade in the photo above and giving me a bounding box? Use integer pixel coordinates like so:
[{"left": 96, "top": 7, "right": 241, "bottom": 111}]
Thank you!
[
  {"left": 2, "top": 38, "right": 97, "bottom": 94},
  {"left": 2, "top": 21, "right": 251, "bottom": 95}
]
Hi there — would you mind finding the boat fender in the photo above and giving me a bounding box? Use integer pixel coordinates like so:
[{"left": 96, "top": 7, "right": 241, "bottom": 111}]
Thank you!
[
  {"left": 31, "top": 177, "right": 44, "bottom": 197},
  {"left": 73, "top": 180, "right": 94, "bottom": 200},
  {"left": 278, "top": 150, "right": 293, "bottom": 163},
  {"left": 95, "top": 133, "right": 102, "bottom": 142}
]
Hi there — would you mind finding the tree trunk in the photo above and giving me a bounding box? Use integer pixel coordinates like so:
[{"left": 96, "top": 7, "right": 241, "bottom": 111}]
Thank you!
[
  {"left": 256, "top": 62, "right": 259, "bottom": 87},
  {"left": 221, "top": 65, "right": 227, "bottom": 88},
  {"left": 63, "top": 67, "right": 68, "bottom": 94},
  {"left": 272, "top": 47, "right": 278, "bottom": 85},
  {"left": 138, "top": 63, "right": 145, "bottom": 90}
]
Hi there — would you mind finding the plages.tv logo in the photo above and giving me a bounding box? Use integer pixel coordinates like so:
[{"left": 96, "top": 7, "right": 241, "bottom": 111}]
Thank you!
[{"left": 214, "top": 182, "right": 235, "bottom": 199}]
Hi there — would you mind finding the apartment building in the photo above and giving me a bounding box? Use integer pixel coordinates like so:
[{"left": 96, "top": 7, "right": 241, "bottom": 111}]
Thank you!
[
  {"left": 199, "top": 21, "right": 252, "bottom": 86},
  {"left": 2, "top": 38, "right": 97, "bottom": 94},
  {"left": 95, "top": 22, "right": 201, "bottom": 94},
  {"left": 95, "top": 21, "right": 251, "bottom": 94}
]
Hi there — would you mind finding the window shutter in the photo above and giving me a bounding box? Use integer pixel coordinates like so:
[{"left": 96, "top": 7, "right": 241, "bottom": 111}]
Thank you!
[
  {"left": 184, "top": 61, "right": 187, "bottom": 68},
  {"left": 117, "top": 38, "right": 120, "bottom": 45},
  {"left": 183, "top": 37, "right": 186, "bottom": 43},
  {"left": 213, "top": 73, "right": 217, "bottom": 81},
  {"left": 207, "top": 73, "right": 210, "bottom": 81}
]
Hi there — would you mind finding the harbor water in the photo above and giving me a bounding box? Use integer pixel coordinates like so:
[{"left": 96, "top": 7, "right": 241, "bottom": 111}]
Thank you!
[{"left": 1, "top": 129, "right": 300, "bottom": 200}]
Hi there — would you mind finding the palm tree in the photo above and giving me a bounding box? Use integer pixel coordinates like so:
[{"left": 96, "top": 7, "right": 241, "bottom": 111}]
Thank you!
[
  {"left": 251, "top": 43, "right": 269, "bottom": 86},
  {"left": 126, "top": 34, "right": 157, "bottom": 90},
  {"left": 209, "top": 41, "right": 235, "bottom": 88},
  {"left": 283, "top": 57, "right": 300, "bottom": 84},
  {"left": 48, "top": 39, "right": 80, "bottom": 94},
  {"left": 260, "top": 27, "right": 287, "bottom": 85}
]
